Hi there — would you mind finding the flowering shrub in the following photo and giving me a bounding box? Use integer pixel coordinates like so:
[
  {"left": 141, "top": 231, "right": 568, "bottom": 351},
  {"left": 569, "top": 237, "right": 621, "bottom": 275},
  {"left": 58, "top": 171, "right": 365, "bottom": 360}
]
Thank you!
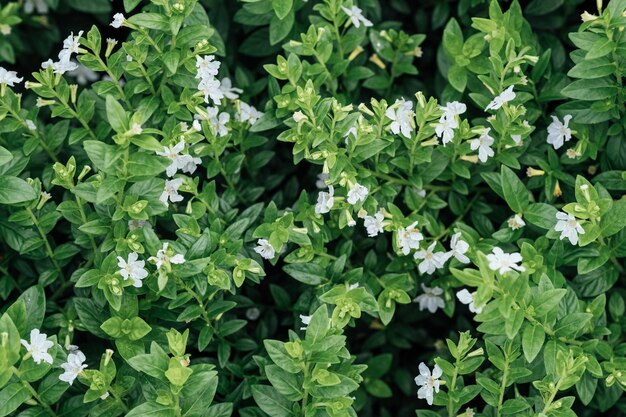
[{"left": 0, "top": 0, "right": 625, "bottom": 416}]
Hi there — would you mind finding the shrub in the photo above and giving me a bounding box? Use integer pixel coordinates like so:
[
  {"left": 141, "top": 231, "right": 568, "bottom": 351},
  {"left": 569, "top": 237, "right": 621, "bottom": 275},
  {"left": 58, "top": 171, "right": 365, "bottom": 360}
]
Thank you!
[{"left": 0, "top": 0, "right": 625, "bottom": 417}]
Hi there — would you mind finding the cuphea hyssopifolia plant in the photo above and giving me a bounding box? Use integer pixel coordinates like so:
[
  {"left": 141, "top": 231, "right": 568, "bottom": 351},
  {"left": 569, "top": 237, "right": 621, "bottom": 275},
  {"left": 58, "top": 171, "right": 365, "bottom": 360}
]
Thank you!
[
  {"left": 0, "top": 0, "right": 277, "bottom": 416},
  {"left": 252, "top": 0, "right": 626, "bottom": 416}
]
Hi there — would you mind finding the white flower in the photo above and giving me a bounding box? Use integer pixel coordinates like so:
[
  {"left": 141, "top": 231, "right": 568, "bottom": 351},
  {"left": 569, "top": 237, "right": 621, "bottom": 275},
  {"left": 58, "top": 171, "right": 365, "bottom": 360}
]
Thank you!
[
  {"left": 149, "top": 242, "right": 186, "bottom": 270},
  {"left": 363, "top": 210, "right": 384, "bottom": 237},
  {"left": 25, "top": 119, "right": 37, "bottom": 131},
  {"left": 117, "top": 252, "right": 148, "bottom": 288},
  {"left": 554, "top": 211, "right": 585, "bottom": 245},
  {"left": 59, "top": 350, "right": 88, "bottom": 385},
  {"left": 414, "top": 362, "right": 442, "bottom": 405},
  {"left": 386, "top": 99, "right": 414, "bottom": 138},
  {"left": 198, "top": 77, "right": 224, "bottom": 105},
  {"left": 100, "top": 392, "right": 110, "bottom": 400},
  {"left": 254, "top": 239, "right": 275, "bottom": 260},
  {"left": 414, "top": 242, "right": 448, "bottom": 275},
  {"left": 129, "top": 123, "right": 143, "bottom": 136},
  {"left": 340, "top": 5, "right": 373, "bottom": 28},
  {"left": 546, "top": 115, "right": 572, "bottom": 150},
  {"left": 205, "top": 106, "right": 230, "bottom": 137},
  {"left": 440, "top": 101, "right": 467, "bottom": 119},
  {"left": 219, "top": 77, "right": 243, "bottom": 99},
  {"left": 128, "top": 219, "right": 151, "bottom": 231},
  {"left": 156, "top": 140, "right": 188, "bottom": 177},
  {"left": 0, "top": 67, "right": 23, "bottom": 86},
  {"left": 347, "top": 182, "right": 368, "bottom": 205},
  {"left": 110, "top": 13, "right": 125, "bottom": 29},
  {"left": 456, "top": 289, "right": 483, "bottom": 314},
  {"left": 507, "top": 214, "right": 525, "bottom": 230},
  {"left": 485, "top": 85, "right": 515, "bottom": 111},
  {"left": 20, "top": 329, "right": 53, "bottom": 365},
  {"left": 160, "top": 178, "right": 184, "bottom": 206},
  {"left": 315, "top": 185, "right": 334, "bottom": 214},
  {"left": 487, "top": 247, "right": 525, "bottom": 274},
  {"left": 511, "top": 134, "right": 522, "bottom": 145},
  {"left": 435, "top": 116, "right": 458, "bottom": 145},
  {"left": 0, "top": 25, "right": 11, "bottom": 36},
  {"left": 397, "top": 222, "right": 424, "bottom": 255},
  {"left": 299, "top": 314, "right": 311, "bottom": 330},
  {"left": 293, "top": 111, "right": 307, "bottom": 123},
  {"left": 315, "top": 172, "right": 329, "bottom": 189},
  {"left": 469, "top": 128, "right": 495, "bottom": 163},
  {"left": 195, "top": 55, "right": 220, "bottom": 79},
  {"left": 191, "top": 119, "right": 202, "bottom": 132},
  {"left": 447, "top": 232, "right": 470, "bottom": 263},
  {"left": 344, "top": 124, "right": 358, "bottom": 145},
  {"left": 24, "top": 0, "right": 48, "bottom": 14},
  {"left": 237, "top": 102, "right": 263, "bottom": 125},
  {"left": 42, "top": 57, "right": 78, "bottom": 75},
  {"left": 67, "top": 63, "right": 99, "bottom": 85},
  {"left": 62, "top": 31, "right": 83, "bottom": 54},
  {"left": 413, "top": 284, "right": 445, "bottom": 313}
]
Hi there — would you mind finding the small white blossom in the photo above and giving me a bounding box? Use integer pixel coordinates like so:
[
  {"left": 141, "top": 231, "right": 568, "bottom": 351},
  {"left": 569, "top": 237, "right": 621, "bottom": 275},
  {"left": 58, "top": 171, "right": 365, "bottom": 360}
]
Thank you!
[
  {"left": 100, "top": 392, "right": 110, "bottom": 400},
  {"left": 397, "top": 222, "right": 424, "bottom": 255},
  {"left": 507, "top": 214, "right": 525, "bottom": 230},
  {"left": 26, "top": 119, "right": 37, "bottom": 131},
  {"left": 363, "top": 210, "right": 384, "bottom": 237},
  {"left": 254, "top": 239, "right": 275, "bottom": 260},
  {"left": 546, "top": 115, "right": 572, "bottom": 150},
  {"left": 414, "top": 242, "right": 448, "bottom": 275},
  {"left": 299, "top": 314, "right": 311, "bottom": 330},
  {"left": 62, "top": 31, "right": 83, "bottom": 54},
  {"left": 440, "top": 101, "right": 467, "bottom": 119},
  {"left": 487, "top": 247, "right": 525, "bottom": 274},
  {"left": 24, "top": 0, "right": 49, "bottom": 14},
  {"left": 149, "top": 242, "right": 186, "bottom": 270},
  {"left": 195, "top": 55, "right": 220, "bottom": 79},
  {"left": 554, "top": 211, "right": 585, "bottom": 245},
  {"left": 160, "top": 178, "right": 184, "bottom": 206},
  {"left": 42, "top": 58, "right": 78, "bottom": 75},
  {"left": 469, "top": 128, "right": 495, "bottom": 163},
  {"left": 447, "top": 232, "right": 470, "bottom": 263},
  {"left": 128, "top": 219, "right": 151, "bottom": 231},
  {"left": 191, "top": 119, "right": 202, "bottom": 132},
  {"left": 219, "top": 77, "right": 243, "bottom": 99},
  {"left": 237, "top": 102, "right": 263, "bottom": 125},
  {"left": 435, "top": 116, "right": 458, "bottom": 145},
  {"left": 456, "top": 289, "right": 483, "bottom": 314},
  {"left": 59, "top": 350, "right": 88, "bottom": 385},
  {"left": 198, "top": 77, "right": 224, "bottom": 105},
  {"left": 67, "top": 64, "right": 99, "bottom": 85},
  {"left": 315, "top": 172, "right": 329, "bottom": 189},
  {"left": 205, "top": 106, "right": 230, "bottom": 137},
  {"left": 315, "top": 185, "right": 334, "bottom": 214},
  {"left": 156, "top": 141, "right": 189, "bottom": 177},
  {"left": 344, "top": 124, "right": 358, "bottom": 145},
  {"left": 414, "top": 362, "right": 442, "bottom": 405},
  {"left": 347, "top": 182, "right": 368, "bottom": 205},
  {"left": 110, "top": 13, "right": 125, "bottom": 29},
  {"left": 117, "top": 252, "right": 148, "bottom": 288},
  {"left": 0, "top": 67, "right": 23, "bottom": 86},
  {"left": 485, "top": 85, "right": 515, "bottom": 111},
  {"left": 293, "top": 111, "right": 307, "bottom": 123},
  {"left": 511, "top": 134, "right": 522, "bottom": 145},
  {"left": 413, "top": 284, "right": 445, "bottom": 313},
  {"left": 20, "top": 329, "right": 53, "bottom": 365},
  {"left": 386, "top": 99, "right": 414, "bottom": 138},
  {"left": 0, "top": 25, "right": 10, "bottom": 36},
  {"left": 340, "top": 5, "right": 373, "bottom": 28}
]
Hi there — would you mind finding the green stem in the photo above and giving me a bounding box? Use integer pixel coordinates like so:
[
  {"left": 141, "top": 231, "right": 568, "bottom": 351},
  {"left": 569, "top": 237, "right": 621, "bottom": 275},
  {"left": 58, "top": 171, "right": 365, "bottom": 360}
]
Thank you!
[
  {"left": 496, "top": 358, "right": 510, "bottom": 417},
  {"left": 12, "top": 366, "right": 58, "bottom": 416},
  {"left": 447, "top": 360, "right": 460, "bottom": 417},
  {"left": 74, "top": 194, "right": 98, "bottom": 255},
  {"left": 26, "top": 207, "right": 65, "bottom": 281}
]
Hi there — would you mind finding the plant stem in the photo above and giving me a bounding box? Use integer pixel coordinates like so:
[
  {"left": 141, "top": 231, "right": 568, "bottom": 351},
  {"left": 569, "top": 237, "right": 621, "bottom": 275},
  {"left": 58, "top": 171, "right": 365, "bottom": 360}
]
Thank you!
[
  {"left": 26, "top": 207, "right": 65, "bottom": 281},
  {"left": 12, "top": 366, "right": 58, "bottom": 417}
]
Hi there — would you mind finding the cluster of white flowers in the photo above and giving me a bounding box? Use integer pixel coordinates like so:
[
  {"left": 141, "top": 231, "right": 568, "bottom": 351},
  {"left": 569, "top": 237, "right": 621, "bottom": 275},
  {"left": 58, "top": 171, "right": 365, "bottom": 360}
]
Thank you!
[
  {"left": 42, "top": 31, "right": 83, "bottom": 75},
  {"left": 156, "top": 140, "right": 202, "bottom": 178},
  {"left": 435, "top": 101, "right": 466, "bottom": 145},
  {"left": 314, "top": 182, "right": 369, "bottom": 215},
  {"left": 386, "top": 99, "right": 414, "bottom": 138},
  {"left": 487, "top": 247, "right": 525, "bottom": 274},
  {"left": 149, "top": 242, "right": 186, "bottom": 270},
  {"left": 20, "top": 329, "right": 88, "bottom": 385},
  {"left": 196, "top": 55, "right": 223, "bottom": 105},
  {"left": 160, "top": 178, "right": 185, "bottom": 206},
  {"left": 469, "top": 128, "right": 495, "bottom": 163}
]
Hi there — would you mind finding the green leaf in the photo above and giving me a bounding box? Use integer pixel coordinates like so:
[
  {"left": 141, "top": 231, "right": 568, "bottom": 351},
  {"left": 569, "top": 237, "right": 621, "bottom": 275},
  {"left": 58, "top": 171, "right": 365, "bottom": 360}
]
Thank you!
[
  {"left": 106, "top": 95, "right": 128, "bottom": 133},
  {"left": 524, "top": 203, "right": 558, "bottom": 229},
  {"left": 269, "top": 12, "right": 294, "bottom": 45},
  {"left": 365, "top": 379, "right": 393, "bottom": 398},
  {"left": 568, "top": 57, "right": 616, "bottom": 79},
  {"left": 576, "top": 372, "right": 598, "bottom": 406},
  {"left": 0, "top": 147, "right": 12, "bottom": 166},
  {"left": 585, "top": 38, "right": 615, "bottom": 60},
  {"left": 443, "top": 18, "right": 463, "bottom": 56},
  {"left": 522, "top": 323, "right": 545, "bottom": 363},
  {"left": 263, "top": 340, "right": 300, "bottom": 373},
  {"left": 0, "top": 313, "right": 20, "bottom": 368},
  {"left": 305, "top": 305, "right": 330, "bottom": 345},
  {"left": 600, "top": 198, "right": 626, "bottom": 237},
  {"left": 126, "top": 402, "right": 176, "bottom": 417},
  {"left": 128, "top": 13, "right": 170, "bottom": 31},
  {"left": 561, "top": 78, "right": 617, "bottom": 101},
  {"left": 251, "top": 385, "right": 293, "bottom": 417},
  {"left": 500, "top": 398, "right": 530, "bottom": 415},
  {"left": 272, "top": 0, "right": 292, "bottom": 19},
  {"left": 0, "top": 176, "right": 36, "bottom": 205},
  {"left": 532, "top": 289, "right": 566, "bottom": 316},
  {"left": 283, "top": 263, "right": 326, "bottom": 285},
  {"left": 124, "top": 0, "right": 143, "bottom": 12},
  {"left": 128, "top": 352, "right": 168, "bottom": 381},
  {"left": 500, "top": 165, "right": 529, "bottom": 213},
  {"left": 265, "top": 365, "right": 303, "bottom": 401},
  {"left": 181, "top": 369, "right": 218, "bottom": 416},
  {"left": 448, "top": 65, "right": 467, "bottom": 92},
  {"left": 554, "top": 313, "right": 593, "bottom": 337},
  {"left": 0, "top": 383, "right": 30, "bottom": 417}
]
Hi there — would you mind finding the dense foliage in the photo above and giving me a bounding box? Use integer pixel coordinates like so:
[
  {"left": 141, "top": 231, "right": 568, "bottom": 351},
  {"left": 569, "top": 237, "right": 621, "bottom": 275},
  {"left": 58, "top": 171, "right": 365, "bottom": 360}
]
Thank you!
[{"left": 0, "top": 0, "right": 625, "bottom": 417}]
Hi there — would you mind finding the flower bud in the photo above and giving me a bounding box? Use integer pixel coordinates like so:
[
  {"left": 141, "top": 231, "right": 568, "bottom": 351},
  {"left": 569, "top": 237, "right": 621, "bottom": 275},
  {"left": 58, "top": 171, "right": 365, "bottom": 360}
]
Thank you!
[{"left": 369, "top": 54, "right": 386, "bottom": 69}]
